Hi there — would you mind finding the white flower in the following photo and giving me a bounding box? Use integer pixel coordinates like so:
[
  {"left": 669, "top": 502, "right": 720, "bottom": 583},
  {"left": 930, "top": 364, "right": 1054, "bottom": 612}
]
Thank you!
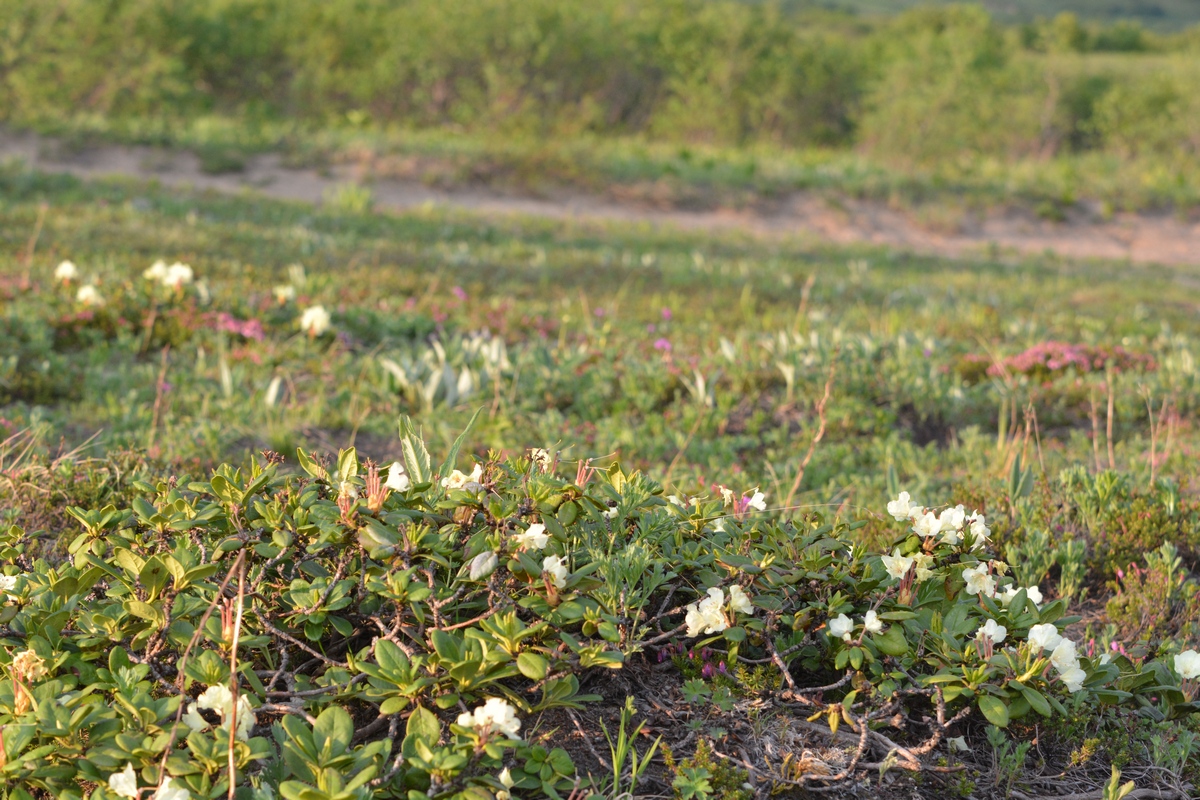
[
  {"left": 602, "top": 506, "right": 619, "bottom": 520},
  {"left": 384, "top": 461, "right": 410, "bottom": 492},
  {"left": 712, "top": 517, "right": 726, "bottom": 532},
  {"left": 668, "top": 495, "right": 686, "bottom": 507},
  {"left": 109, "top": 763, "right": 140, "bottom": 799},
  {"left": 299, "top": 305, "right": 331, "bottom": 336},
  {"left": 196, "top": 684, "right": 255, "bottom": 740},
  {"left": 457, "top": 697, "right": 521, "bottom": 739},
  {"left": 1175, "top": 649, "right": 1200, "bottom": 680},
  {"left": 144, "top": 260, "right": 169, "bottom": 282},
  {"left": 499, "top": 768, "right": 515, "bottom": 789},
  {"left": 745, "top": 490, "right": 766, "bottom": 512},
  {"left": 728, "top": 585, "right": 754, "bottom": 615},
  {"left": 947, "top": 736, "right": 969, "bottom": 752},
  {"left": 153, "top": 778, "right": 191, "bottom": 800},
  {"left": 684, "top": 587, "right": 728, "bottom": 637},
  {"left": 828, "top": 613, "right": 853, "bottom": 642},
  {"left": 529, "top": 448, "right": 552, "bottom": 470},
  {"left": 863, "top": 610, "right": 883, "bottom": 634},
  {"left": 542, "top": 555, "right": 568, "bottom": 589},
  {"left": 913, "top": 553, "right": 936, "bottom": 583},
  {"left": 442, "top": 464, "right": 483, "bottom": 490},
  {"left": 886, "top": 491, "right": 916, "bottom": 521},
  {"left": 938, "top": 505, "right": 966, "bottom": 536},
  {"left": 0, "top": 574, "right": 17, "bottom": 596},
  {"left": 163, "top": 262, "right": 194, "bottom": 288},
  {"left": 273, "top": 285, "right": 296, "bottom": 304},
  {"left": 76, "top": 284, "right": 103, "bottom": 306},
  {"left": 468, "top": 551, "right": 498, "bottom": 581},
  {"left": 1049, "top": 639, "right": 1078, "bottom": 673},
  {"left": 913, "top": 511, "right": 941, "bottom": 539},
  {"left": 182, "top": 703, "right": 208, "bottom": 732},
  {"left": 969, "top": 512, "right": 990, "bottom": 548},
  {"left": 719, "top": 486, "right": 735, "bottom": 507},
  {"left": 1098, "top": 653, "right": 1112, "bottom": 665},
  {"left": 976, "top": 619, "right": 1007, "bottom": 644},
  {"left": 1025, "top": 586, "right": 1043, "bottom": 606},
  {"left": 1059, "top": 664, "right": 1087, "bottom": 693},
  {"left": 1027, "top": 624, "right": 1063, "bottom": 652},
  {"left": 962, "top": 565, "right": 995, "bottom": 597},
  {"left": 54, "top": 260, "right": 78, "bottom": 282},
  {"left": 881, "top": 549, "right": 914, "bottom": 581},
  {"left": 514, "top": 523, "right": 549, "bottom": 550}
]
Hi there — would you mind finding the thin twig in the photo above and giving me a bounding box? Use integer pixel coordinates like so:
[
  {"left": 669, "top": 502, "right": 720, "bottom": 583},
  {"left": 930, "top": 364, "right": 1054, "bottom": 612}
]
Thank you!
[
  {"left": 227, "top": 555, "right": 248, "bottom": 800},
  {"left": 783, "top": 355, "right": 837, "bottom": 511}
]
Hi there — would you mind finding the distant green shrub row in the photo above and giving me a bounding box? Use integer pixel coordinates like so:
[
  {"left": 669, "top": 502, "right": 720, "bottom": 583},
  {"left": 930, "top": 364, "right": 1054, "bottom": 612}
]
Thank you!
[{"left": 3, "top": 0, "right": 1200, "bottom": 164}]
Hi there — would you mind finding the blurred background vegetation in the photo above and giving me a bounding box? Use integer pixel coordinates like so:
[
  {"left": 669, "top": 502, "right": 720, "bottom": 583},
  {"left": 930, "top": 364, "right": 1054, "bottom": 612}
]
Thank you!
[{"left": 4, "top": 0, "right": 1200, "bottom": 209}]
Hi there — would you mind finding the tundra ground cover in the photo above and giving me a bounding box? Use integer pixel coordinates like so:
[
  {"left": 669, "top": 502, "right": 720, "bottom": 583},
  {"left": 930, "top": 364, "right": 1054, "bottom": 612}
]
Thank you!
[{"left": 2, "top": 165, "right": 1200, "bottom": 797}]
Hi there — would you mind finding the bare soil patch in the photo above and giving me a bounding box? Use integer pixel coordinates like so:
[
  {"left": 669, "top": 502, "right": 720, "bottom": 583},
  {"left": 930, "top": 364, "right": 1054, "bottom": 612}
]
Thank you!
[{"left": 5, "top": 130, "right": 1200, "bottom": 266}]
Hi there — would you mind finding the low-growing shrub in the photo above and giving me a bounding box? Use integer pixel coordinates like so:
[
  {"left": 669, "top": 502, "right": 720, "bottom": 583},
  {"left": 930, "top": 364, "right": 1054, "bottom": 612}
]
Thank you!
[{"left": 0, "top": 419, "right": 1195, "bottom": 798}]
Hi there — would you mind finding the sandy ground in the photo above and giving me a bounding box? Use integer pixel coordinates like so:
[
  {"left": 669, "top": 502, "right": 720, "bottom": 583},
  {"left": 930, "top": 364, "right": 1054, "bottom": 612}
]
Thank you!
[{"left": 4, "top": 130, "right": 1200, "bottom": 265}]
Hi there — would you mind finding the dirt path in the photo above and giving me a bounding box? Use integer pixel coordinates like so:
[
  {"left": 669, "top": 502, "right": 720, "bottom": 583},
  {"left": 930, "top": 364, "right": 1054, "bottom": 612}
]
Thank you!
[{"left": 5, "top": 130, "right": 1200, "bottom": 265}]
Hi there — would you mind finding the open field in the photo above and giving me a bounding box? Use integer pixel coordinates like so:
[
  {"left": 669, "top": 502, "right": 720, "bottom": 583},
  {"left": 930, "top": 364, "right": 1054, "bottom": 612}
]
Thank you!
[
  {"left": 3, "top": 1, "right": 1200, "bottom": 797},
  {"left": 2, "top": 163, "right": 1200, "bottom": 798}
]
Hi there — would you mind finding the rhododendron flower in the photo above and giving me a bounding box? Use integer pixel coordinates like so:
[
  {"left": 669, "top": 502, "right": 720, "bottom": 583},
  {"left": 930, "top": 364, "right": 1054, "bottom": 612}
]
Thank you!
[
  {"left": 719, "top": 486, "right": 735, "bottom": 507},
  {"left": 109, "top": 764, "right": 139, "bottom": 799},
  {"left": 962, "top": 565, "right": 995, "bottom": 597},
  {"left": 602, "top": 506, "right": 619, "bottom": 520},
  {"left": 1059, "top": 665, "right": 1087, "bottom": 693},
  {"left": 144, "top": 260, "right": 169, "bottom": 281},
  {"left": 881, "top": 549, "right": 914, "bottom": 580},
  {"left": 1027, "top": 624, "right": 1063, "bottom": 652},
  {"left": 12, "top": 649, "right": 47, "bottom": 682},
  {"left": 685, "top": 588, "right": 728, "bottom": 636},
  {"left": 969, "top": 512, "right": 990, "bottom": 548},
  {"left": 938, "top": 505, "right": 966, "bottom": 537},
  {"left": 153, "top": 778, "right": 191, "bottom": 800},
  {"left": 1175, "top": 650, "right": 1200, "bottom": 679},
  {"left": 976, "top": 619, "right": 1007, "bottom": 644},
  {"left": 886, "top": 492, "right": 917, "bottom": 521},
  {"left": 728, "top": 585, "right": 753, "bottom": 615},
  {"left": 0, "top": 574, "right": 17, "bottom": 597},
  {"left": 273, "top": 284, "right": 296, "bottom": 304},
  {"left": 163, "top": 262, "right": 194, "bottom": 288},
  {"left": 1050, "top": 639, "right": 1078, "bottom": 672},
  {"left": 442, "top": 464, "right": 483, "bottom": 490},
  {"left": 514, "top": 523, "right": 549, "bottom": 550},
  {"left": 457, "top": 698, "right": 521, "bottom": 739},
  {"left": 542, "top": 555, "right": 568, "bottom": 589},
  {"left": 76, "top": 284, "right": 103, "bottom": 306},
  {"left": 384, "top": 461, "right": 410, "bottom": 492},
  {"left": 529, "top": 448, "right": 552, "bottom": 470},
  {"left": 863, "top": 610, "right": 883, "bottom": 634},
  {"left": 913, "top": 553, "right": 936, "bottom": 582},
  {"left": 299, "top": 305, "right": 331, "bottom": 336},
  {"left": 828, "top": 613, "right": 853, "bottom": 642},
  {"left": 186, "top": 684, "right": 255, "bottom": 740},
  {"left": 913, "top": 511, "right": 940, "bottom": 539},
  {"left": 744, "top": 490, "right": 766, "bottom": 512},
  {"left": 468, "top": 551, "right": 498, "bottom": 581},
  {"left": 54, "top": 260, "right": 78, "bottom": 282}
]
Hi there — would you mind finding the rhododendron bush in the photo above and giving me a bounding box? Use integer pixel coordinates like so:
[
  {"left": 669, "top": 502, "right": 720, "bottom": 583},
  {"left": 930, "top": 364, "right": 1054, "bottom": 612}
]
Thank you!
[{"left": 0, "top": 419, "right": 1195, "bottom": 800}]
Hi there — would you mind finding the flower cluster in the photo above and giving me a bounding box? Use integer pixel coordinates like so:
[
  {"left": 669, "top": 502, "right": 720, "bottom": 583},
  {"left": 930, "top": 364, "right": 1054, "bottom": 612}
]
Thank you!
[
  {"left": 144, "top": 260, "right": 195, "bottom": 290},
  {"left": 108, "top": 764, "right": 190, "bottom": 800},
  {"left": 1027, "top": 624, "right": 1087, "bottom": 692},
  {"left": 182, "top": 683, "right": 256, "bottom": 740},
  {"left": 684, "top": 585, "right": 753, "bottom": 637},
  {"left": 299, "top": 305, "right": 331, "bottom": 337},
  {"left": 828, "top": 610, "right": 883, "bottom": 642},
  {"left": 456, "top": 697, "right": 521, "bottom": 739},
  {"left": 889, "top": 493, "right": 990, "bottom": 549},
  {"left": 987, "top": 341, "right": 1154, "bottom": 378}
]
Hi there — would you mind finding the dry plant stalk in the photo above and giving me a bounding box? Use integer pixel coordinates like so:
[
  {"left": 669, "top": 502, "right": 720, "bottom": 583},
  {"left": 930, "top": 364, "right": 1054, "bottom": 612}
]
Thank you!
[
  {"left": 1106, "top": 368, "right": 1116, "bottom": 471},
  {"left": 783, "top": 355, "right": 837, "bottom": 511}
]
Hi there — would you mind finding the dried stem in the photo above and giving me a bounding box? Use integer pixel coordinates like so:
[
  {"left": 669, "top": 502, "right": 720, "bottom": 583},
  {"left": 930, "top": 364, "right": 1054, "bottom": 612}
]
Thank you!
[{"left": 783, "top": 355, "right": 837, "bottom": 511}]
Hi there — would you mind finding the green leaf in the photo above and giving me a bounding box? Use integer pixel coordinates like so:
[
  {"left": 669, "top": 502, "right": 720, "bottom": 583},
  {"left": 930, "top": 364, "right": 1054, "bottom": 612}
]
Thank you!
[
  {"left": 402, "top": 706, "right": 440, "bottom": 758},
  {"left": 873, "top": 624, "right": 908, "bottom": 656},
  {"left": 398, "top": 415, "right": 432, "bottom": 484},
  {"left": 296, "top": 448, "right": 329, "bottom": 482},
  {"left": 312, "top": 706, "right": 354, "bottom": 757},
  {"left": 517, "top": 652, "right": 549, "bottom": 681},
  {"left": 438, "top": 407, "right": 483, "bottom": 480},
  {"left": 1015, "top": 682, "right": 1051, "bottom": 717},
  {"left": 977, "top": 695, "right": 1010, "bottom": 728}
]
